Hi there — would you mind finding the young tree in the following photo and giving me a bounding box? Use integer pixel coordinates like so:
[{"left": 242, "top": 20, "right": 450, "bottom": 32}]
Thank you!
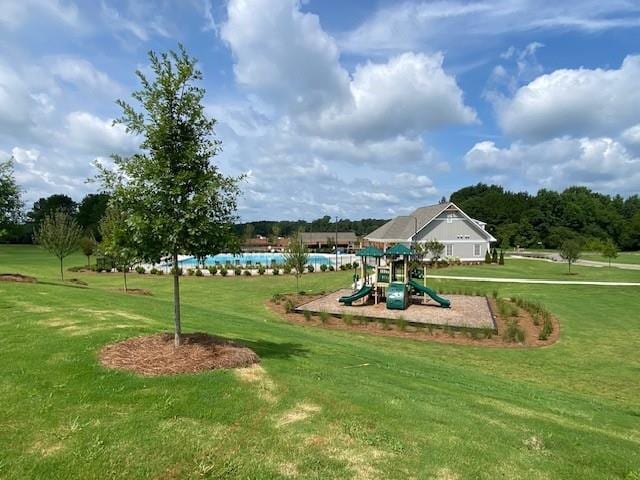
[
  {"left": 491, "top": 247, "right": 498, "bottom": 263},
  {"left": 559, "top": 239, "right": 581, "bottom": 274},
  {"left": 424, "top": 239, "right": 445, "bottom": 262},
  {"left": 0, "top": 158, "right": 23, "bottom": 239},
  {"left": 484, "top": 250, "right": 492, "bottom": 264},
  {"left": 99, "top": 206, "right": 137, "bottom": 293},
  {"left": 498, "top": 250, "right": 505, "bottom": 265},
  {"left": 283, "top": 232, "right": 309, "bottom": 291},
  {"left": 34, "top": 210, "right": 82, "bottom": 280},
  {"left": 600, "top": 239, "right": 619, "bottom": 268},
  {"left": 97, "top": 45, "right": 240, "bottom": 346},
  {"left": 79, "top": 234, "right": 98, "bottom": 268}
]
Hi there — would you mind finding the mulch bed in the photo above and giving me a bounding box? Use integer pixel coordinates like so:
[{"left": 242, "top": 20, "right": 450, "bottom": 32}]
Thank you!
[
  {"left": 268, "top": 293, "right": 560, "bottom": 348},
  {"left": 110, "top": 288, "right": 153, "bottom": 296},
  {"left": 99, "top": 333, "right": 260, "bottom": 376},
  {"left": 0, "top": 273, "right": 37, "bottom": 283}
]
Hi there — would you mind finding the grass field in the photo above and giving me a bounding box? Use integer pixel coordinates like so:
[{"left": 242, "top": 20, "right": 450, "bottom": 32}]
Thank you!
[
  {"left": 1, "top": 245, "right": 639, "bottom": 479},
  {"left": 581, "top": 251, "right": 640, "bottom": 265},
  {"left": 433, "top": 257, "right": 640, "bottom": 282}
]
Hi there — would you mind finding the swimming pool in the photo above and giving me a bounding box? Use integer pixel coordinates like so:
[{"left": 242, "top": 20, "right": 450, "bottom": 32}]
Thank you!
[{"left": 179, "top": 252, "right": 336, "bottom": 267}]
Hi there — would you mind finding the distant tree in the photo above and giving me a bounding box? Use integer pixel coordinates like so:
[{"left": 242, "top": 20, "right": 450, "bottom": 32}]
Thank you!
[
  {"left": 600, "top": 239, "right": 619, "bottom": 268},
  {"left": 77, "top": 193, "right": 110, "bottom": 240},
  {"left": 96, "top": 45, "right": 240, "bottom": 346},
  {"left": 424, "top": 239, "right": 445, "bottom": 262},
  {"left": 99, "top": 206, "right": 137, "bottom": 293},
  {"left": 242, "top": 223, "right": 255, "bottom": 242},
  {"left": 491, "top": 247, "right": 498, "bottom": 263},
  {"left": 28, "top": 194, "right": 76, "bottom": 228},
  {"left": 79, "top": 234, "right": 98, "bottom": 268},
  {"left": 484, "top": 250, "right": 492, "bottom": 264},
  {"left": 283, "top": 231, "right": 309, "bottom": 291},
  {"left": 439, "top": 196, "right": 448, "bottom": 204},
  {"left": 0, "top": 158, "right": 22, "bottom": 239},
  {"left": 269, "top": 224, "right": 281, "bottom": 244},
  {"left": 34, "top": 210, "right": 82, "bottom": 280},
  {"left": 559, "top": 239, "right": 581, "bottom": 274}
]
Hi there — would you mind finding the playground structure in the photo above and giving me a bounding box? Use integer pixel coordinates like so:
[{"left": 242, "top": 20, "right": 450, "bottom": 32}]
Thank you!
[{"left": 339, "top": 245, "right": 451, "bottom": 309}]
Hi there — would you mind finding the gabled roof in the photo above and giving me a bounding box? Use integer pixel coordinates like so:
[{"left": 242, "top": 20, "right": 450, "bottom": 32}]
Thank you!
[
  {"left": 385, "top": 244, "right": 413, "bottom": 256},
  {"left": 356, "top": 245, "right": 384, "bottom": 257}
]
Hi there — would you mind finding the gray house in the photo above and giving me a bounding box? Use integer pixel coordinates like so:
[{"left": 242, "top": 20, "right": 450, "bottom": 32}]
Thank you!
[{"left": 364, "top": 202, "right": 496, "bottom": 262}]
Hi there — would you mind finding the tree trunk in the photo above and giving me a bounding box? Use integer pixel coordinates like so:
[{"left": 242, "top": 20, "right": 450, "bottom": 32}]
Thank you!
[
  {"left": 60, "top": 257, "right": 64, "bottom": 281},
  {"left": 123, "top": 268, "right": 128, "bottom": 293},
  {"left": 173, "top": 252, "right": 182, "bottom": 347},
  {"left": 568, "top": 261, "right": 571, "bottom": 273},
  {"left": 87, "top": 255, "right": 90, "bottom": 268},
  {"left": 296, "top": 273, "right": 299, "bottom": 291}
]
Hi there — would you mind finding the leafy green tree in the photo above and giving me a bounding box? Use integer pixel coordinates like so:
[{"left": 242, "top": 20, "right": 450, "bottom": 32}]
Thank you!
[
  {"left": 79, "top": 234, "right": 98, "bottom": 268},
  {"left": 34, "top": 210, "right": 82, "bottom": 280},
  {"left": 559, "top": 239, "right": 581, "bottom": 274},
  {"left": 424, "top": 239, "right": 445, "bottom": 262},
  {"left": 283, "top": 231, "right": 309, "bottom": 291},
  {"left": 77, "top": 193, "right": 110, "bottom": 240},
  {"left": 0, "top": 158, "right": 22, "bottom": 239},
  {"left": 97, "top": 45, "right": 240, "bottom": 346},
  {"left": 600, "top": 239, "right": 619, "bottom": 268},
  {"left": 28, "top": 194, "right": 76, "bottom": 228},
  {"left": 99, "top": 206, "right": 137, "bottom": 293}
]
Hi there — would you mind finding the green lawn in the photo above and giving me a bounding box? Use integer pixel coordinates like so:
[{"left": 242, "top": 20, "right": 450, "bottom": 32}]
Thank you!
[
  {"left": 1, "top": 245, "right": 639, "bottom": 479},
  {"left": 581, "top": 251, "right": 640, "bottom": 265},
  {"left": 432, "top": 257, "right": 640, "bottom": 282}
]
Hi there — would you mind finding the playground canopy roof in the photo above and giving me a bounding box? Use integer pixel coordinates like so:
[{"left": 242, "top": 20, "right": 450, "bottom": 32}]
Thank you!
[
  {"left": 356, "top": 246, "right": 384, "bottom": 257},
  {"left": 385, "top": 244, "right": 414, "bottom": 256}
]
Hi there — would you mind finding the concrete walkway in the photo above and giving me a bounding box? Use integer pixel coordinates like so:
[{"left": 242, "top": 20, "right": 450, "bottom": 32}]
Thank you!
[{"left": 428, "top": 275, "right": 640, "bottom": 286}]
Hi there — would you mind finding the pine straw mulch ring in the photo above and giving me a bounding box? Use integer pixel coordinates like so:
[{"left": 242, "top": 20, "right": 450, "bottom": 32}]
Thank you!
[
  {"left": 99, "top": 333, "right": 260, "bottom": 376},
  {"left": 0, "top": 273, "right": 37, "bottom": 283}
]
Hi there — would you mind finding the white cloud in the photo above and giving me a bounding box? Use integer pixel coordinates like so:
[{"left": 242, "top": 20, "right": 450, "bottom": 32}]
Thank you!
[
  {"left": 464, "top": 136, "right": 640, "bottom": 194},
  {"left": 497, "top": 55, "right": 640, "bottom": 141},
  {"left": 60, "top": 111, "right": 139, "bottom": 155},
  {"left": 340, "top": 0, "right": 640, "bottom": 55},
  {"left": 310, "top": 52, "right": 476, "bottom": 140},
  {"left": 0, "top": 0, "right": 81, "bottom": 30},
  {"left": 48, "top": 56, "right": 123, "bottom": 96}
]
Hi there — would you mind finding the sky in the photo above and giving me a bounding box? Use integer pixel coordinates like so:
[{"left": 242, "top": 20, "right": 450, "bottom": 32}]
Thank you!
[{"left": 1, "top": 0, "right": 640, "bottom": 222}]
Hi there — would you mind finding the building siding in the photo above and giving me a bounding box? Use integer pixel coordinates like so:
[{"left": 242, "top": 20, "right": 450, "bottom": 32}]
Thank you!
[{"left": 414, "top": 211, "right": 486, "bottom": 242}]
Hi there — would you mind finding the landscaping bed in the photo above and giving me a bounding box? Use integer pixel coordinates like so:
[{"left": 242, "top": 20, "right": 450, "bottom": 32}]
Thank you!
[
  {"left": 0, "top": 273, "right": 37, "bottom": 283},
  {"left": 269, "top": 291, "right": 559, "bottom": 348},
  {"left": 99, "top": 333, "right": 260, "bottom": 376}
]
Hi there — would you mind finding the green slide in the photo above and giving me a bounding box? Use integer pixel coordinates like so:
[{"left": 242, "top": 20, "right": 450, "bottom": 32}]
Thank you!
[
  {"left": 339, "top": 285, "right": 373, "bottom": 306},
  {"left": 408, "top": 279, "right": 451, "bottom": 308}
]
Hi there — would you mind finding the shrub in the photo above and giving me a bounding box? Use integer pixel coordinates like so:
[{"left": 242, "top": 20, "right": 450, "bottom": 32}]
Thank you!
[
  {"left": 284, "top": 300, "right": 294, "bottom": 313},
  {"left": 271, "top": 293, "right": 282, "bottom": 303},
  {"left": 187, "top": 268, "right": 195, "bottom": 276},
  {"left": 320, "top": 264, "right": 327, "bottom": 272},
  {"left": 306, "top": 264, "right": 314, "bottom": 273},
  {"left": 319, "top": 310, "right": 329, "bottom": 324},
  {"left": 170, "top": 267, "right": 183, "bottom": 276},
  {"left": 482, "top": 328, "right": 493, "bottom": 339},
  {"left": 354, "top": 315, "right": 365, "bottom": 325},
  {"left": 484, "top": 250, "right": 492, "bottom": 264},
  {"left": 135, "top": 266, "right": 146, "bottom": 274},
  {"left": 499, "top": 250, "right": 505, "bottom": 265},
  {"left": 352, "top": 261, "right": 359, "bottom": 269},
  {"left": 342, "top": 314, "right": 353, "bottom": 326},
  {"left": 234, "top": 267, "right": 242, "bottom": 276},
  {"left": 503, "top": 320, "right": 525, "bottom": 343},
  {"left": 539, "top": 317, "right": 553, "bottom": 340},
  {"left": 303, "top": 310, "right": 312, "bottom": 321},
  {"left": 339, "top": 264, "right": 346, "bottom": 271},
  {"left": 272, "top": 267, "right": 280, "bottom": 275},
  {"left": 492, "top": 248, "right": 498, "bottom": 263},
  {"left": 470, "top": 329, "right": 481, "bottom": 340},
  {"left": 381, "top": 318, "right": 391, "bottom": 330},
  {"left": 208, "top": 266, "right": 217, "bottom": 276},
  {"left": 156, "top": 269, "right": 164, "bottom": 276},
  {"left": 243, "top": 269, "right": 251, "bottom": 276},
  {"left": 283, "top": 265, "right": 292, "bottom": 274},
  {"left": 220, "top": 267, "right": 228, "bottom": 277},
  {"left": 344, "top": 263, "right": 352, "bottom": 270},
  {"left": 396, "top": 316, "right": 407, "bottom": 331},
  {"left": 427, "top": 324, "right": 434, "bottom": 335},
  {"left": 258, "top": 266, "right": 265, "bottom": 275},
  {"left": 195, "top": 268, "right": 203, "bottom": 277},
  {"left": 328, "top": 265, "right": 335, "bottom": 271},
  {"left": 150, "top": 267, "right": 158, "bottom": 275}
]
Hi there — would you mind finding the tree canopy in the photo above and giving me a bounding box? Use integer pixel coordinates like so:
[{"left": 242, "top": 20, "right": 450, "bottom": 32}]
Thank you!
[
  {"left": 34, "top": 210, "right": 82, "bottom": 280},
  {"left": 0, "top": 158, "right": 22, "bottom": 239},
  {"left": 28, "top": 194, "right": 77, "bottom": 228}
]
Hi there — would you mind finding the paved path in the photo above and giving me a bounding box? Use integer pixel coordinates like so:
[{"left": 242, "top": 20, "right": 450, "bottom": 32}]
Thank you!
[{"left": 428, "top": 275, "right": 640, "bottom": 286}]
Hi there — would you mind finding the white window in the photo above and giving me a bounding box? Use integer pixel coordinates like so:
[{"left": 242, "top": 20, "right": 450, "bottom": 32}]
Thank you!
[
  {"left": 474, "top": 244, "right": 481, "bottom": 256},
  {"left": 447, "top": 214, "right": 454, "bottom": 224},
  {"left": 446, "top": 244, "right": 453, "bottom": 256}
]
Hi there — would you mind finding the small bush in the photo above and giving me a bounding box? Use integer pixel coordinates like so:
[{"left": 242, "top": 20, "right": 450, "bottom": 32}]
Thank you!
[
  {"left": 381, "top": 318, "right": 391, "bottom": 330},
  {"left": 499, "top": 250, "right": 505, "bottom": 265},
  {"left": 470, "top": 329, "right": 481, "bottom": 340},
  {"left": 170, "top": 267, "right": 183, "bottom": 276},
  {"left": 503, "top": 320, "right": 525, "bottom": 343},
  {"left": 284, "top": 300, "right": 294, "bottom": 313},
  {"left": 303, "top": 310, "right": 312, "bottom": 321},
  {"left": 234, "top": 267, "right": 242, "bottom": 276},
  {"left": 150, "top": 267, "right": 158, "bottom": 275},
  {"left": 319, "top": 310, "right": 329, "bottom": 324},
  {"left": 342, "top": 314, "right": 353, "bottom": 326},
  {"left": 271, "top": 293, "right": 283, "bottom": 303},
  {"left": 187, "top": 268, "right": 195, "bottom": 276},
  {"left": 208, "top": 266, "right": 217, "bottom": 276},
  {"left": 195, "top": 268, "right": 203, "bottom": 277},
  {"left": 539, "top": 317, "right": 553, "bottom": 340},
  {"left": 258, "top": 266, "right": 266, "bottom": 275},
  {"left": 320, "top": 264, "right": 327, "bottom": 272},
  {"left": 243, "top": 269, "right": 251, "bottom": 276},
  {"left": 155, "top": 269, "right": 164, "bottom": 276},
  {"left": 532, "top": 312, "right": 540, "bottom": 326},
  {"left": 328, "top": 265, "right": 335, "bottom": 272},
  {"left": 220, "top": 267, "right": 228, "bottom": 277},
  {"left": 484, "top": 250, "right": 492, "bottom": 264},
  {"left": 344, "top": 263, "right": 352, "bottom": 270},
  {"left": 427, "top": 324, "right": 434, "bottom": 335},
  {"left": 283, "top": 265, "right": 292, "bottom": 274},
  {"left": 482, "top": 328, "right": 493, "bottom": 339},
  {"left": 352, "top": 261, "right": 359, "bottom": 269},
  {"left": 339, "top": 265, "right": 346, "bottom": 271},
  {"left": 492, "top": 290, "right": 498, "bottom": 299},
  {"left": 298, "top": 290, "right": 306, "bottom": 295},
  {"left": 396, "top": 316, "right": 407, "bottom": 331},
  {"left": 354, "top": 315, "right": 365, "bottom": 325},
  {"left": 272, "top": 267, "right": 280, "bottom": 275},
  {"left": 135, "top": 266, "right": 146, "bottom": 274},
  {"left": 307, "top": 264, "right": 314, "bottom": 273}
]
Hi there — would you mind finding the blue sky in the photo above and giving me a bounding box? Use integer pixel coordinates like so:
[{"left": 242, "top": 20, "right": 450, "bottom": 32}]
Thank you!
[{"left": 1, "top": 0, "right": 640, "bottom": 221}]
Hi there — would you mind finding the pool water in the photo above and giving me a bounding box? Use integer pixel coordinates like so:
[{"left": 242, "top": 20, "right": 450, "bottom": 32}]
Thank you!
[{"left": 179, "top": 252, "right": 335, "bottom": 267}]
